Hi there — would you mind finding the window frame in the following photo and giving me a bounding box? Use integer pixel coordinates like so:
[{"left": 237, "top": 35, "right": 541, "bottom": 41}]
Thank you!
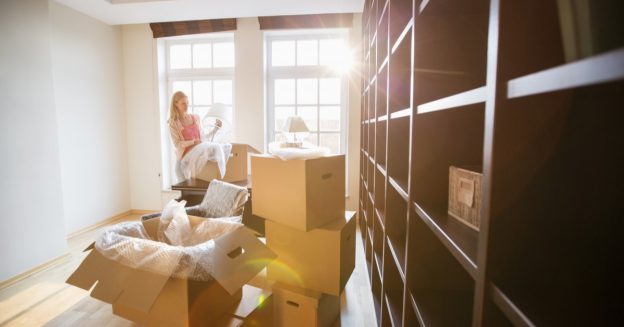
[{"left": 265, "top": 30, "right": 349, "bottom": 155}]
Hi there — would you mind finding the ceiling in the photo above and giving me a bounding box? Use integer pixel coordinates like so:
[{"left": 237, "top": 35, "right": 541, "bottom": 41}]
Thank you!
[{"left": 53, "top": 0, "right": 365, "bottom": 25}]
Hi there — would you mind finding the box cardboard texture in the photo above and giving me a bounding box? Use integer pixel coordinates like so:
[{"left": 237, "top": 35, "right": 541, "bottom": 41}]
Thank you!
[
  {"left": 251, "top": 154, "right": 345, "bottom": 231},
  {"left": 66, "top": 216, "right": 276, "bottom": 326},
  {"left": 266, "top": 211, "right": 356, "bottom": 296},
  {"left": 273, "top": 282, "right": 340, "bottom": 327},
  {"left": 197, "top": 143, "right": 260, "bottom": 182}
]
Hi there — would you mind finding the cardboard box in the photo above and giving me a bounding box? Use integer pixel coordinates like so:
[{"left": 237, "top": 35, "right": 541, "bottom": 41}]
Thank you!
[
  {"left": 266, "top": 211, "right": 356, "bottom": 296},
  {"left": 448, "top": 166, "right": 482, "bottom": 231},
  {"left": 66, "top": 216, "right": 276, "bottom": 326},
  {"left": 251, "top": 154, "right": 345, "bottom": 231},
  {"left": 273, "top": 282, "right": 340, "bottom": 327},
  {"left": 197, "top": 143, "right": 260, "bottom": 182},
  {"left": 215, "top": 285, "right": 274, "bottom": 327}
]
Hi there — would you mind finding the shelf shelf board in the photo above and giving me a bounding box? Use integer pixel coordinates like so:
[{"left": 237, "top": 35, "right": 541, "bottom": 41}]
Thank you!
[
  {"left": 374, "top": 251, "right": 384, "bottom": 278},
  {"left": 410, "top": 288, "right": 474, "bottom": 326},
  {"left": 375, "top": 208, "right": 385, "bottom": 229},
  {"left": 376, "top": 163, "right": 387, "bottom": 177},
  {"left": 418, "top": 0, "right": 431, "bottom": 14},
  {"left": 384, "top": 290, "right": 404, "bottom": 327},
  {"left": 391, "top": 18, "right": 414, "bottom": 55},
  {"left": 417, "top": 86, "right": 486, "bottom": 114},
  {"left": 409, "top": 292, "right": 426, "bottom": 327},
  {"left": 368, "top": 155, "right": 375, "bottom": 165},
  {"left": 388, "top": 176, "right": 409, "bottom": 202},
  {"left": 390, "top": 108, "right": 411, "bottom": 119},
  {"left": 490, "top": 283, "right": 536, "bottom": 327},
  {"left": 379, "top": 56, "right": 389, "bottom": 73},
  {"left": 378, "top": 114, "right": 388, "bottom": 121},
  {"left": 412, "top": 202, "right": 478, "bottom": 279},
  {"left": 386, "top": 237, "right": 406, "bottom": 281},
  {"left": 367, "top": 190, "right": 375, "bottom": 207},
  {"left": 507, "top": 47, "right": 624, "bottom": 98}
]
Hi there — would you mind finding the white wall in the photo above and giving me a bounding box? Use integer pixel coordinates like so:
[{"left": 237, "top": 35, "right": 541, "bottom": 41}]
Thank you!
[
  {"left": 50, "top": 1, "right": 131, "bottom": 233},
  {"left": 346, "top": 14, "right": 362, "bottom": 210},
  {"left": 0, "top": 0, "right": 68, "bottom": 281},
  {"left": 122, "top": 16, "right": 362, "bottom": 211},
  {"left": 122, "top": 24, "right": 164, "bottom": 211}
]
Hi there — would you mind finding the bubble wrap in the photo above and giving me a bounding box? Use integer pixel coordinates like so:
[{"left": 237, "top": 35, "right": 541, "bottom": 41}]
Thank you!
[
  {"left": 95, "top": 203, "right": 243, "bottom": 281},
  {"left": 180, "top": 142, "right": 232, "bottom": 180},
  {"left": 194, "top": 179, "right": 249, "bottom": 218}
]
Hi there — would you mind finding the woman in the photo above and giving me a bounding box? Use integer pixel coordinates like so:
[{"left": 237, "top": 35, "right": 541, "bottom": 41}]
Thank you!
[{"left": 168, "top": 91, "right": 222, "bottom": 181}]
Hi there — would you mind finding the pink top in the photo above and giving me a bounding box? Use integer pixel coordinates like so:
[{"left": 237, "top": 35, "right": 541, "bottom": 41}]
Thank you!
[{"left": 181, "top": 117, "right": 200, "bottom": 158}]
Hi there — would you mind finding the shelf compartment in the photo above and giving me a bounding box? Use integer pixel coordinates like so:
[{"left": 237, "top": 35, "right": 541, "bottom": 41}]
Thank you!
[
  {"left": 497, "top": 1, "right": 624, "bottom": 83},
  {"left": 404, "top": 292, "right": 421, "bottom": 327},
  {"left": 388, "top": 24, "right": 413, "bottom": 114},
  {"left": 387, "top": 115, "right": 410, "bottom": 193},
  {"left": 374, "top": 166, "right": 386, "bottom": 214},
  {"left": 366, "top": 191, "right": 374, "bottom": 237},
  {"left": 371, "top": 257, "right": 383, "bottom": 326},
  {"left": 488, "top": 82, "right": 624, "bottom": 326},
  {"left": 375, "top": 119, "right": 387, "bottom": 167},
  {"left": 377, "top": 2, "right": 390, "bottom": 71},
  {"left": 417, "top": 86, "right": 486, "bottom": 114},
  {"left": 385, "top": 183, "right": 408, "bottom": 274},
  {"left": 411, "top": 103, "right": 484, "bottom": 222},
  {"left": 389, "top": 108, "right": 410, "bottom": 120},
  {"left": 407, "top": 205, "right": 475, "bottom": 326},
  {"left": 390, "top": 0, "right": 413, "bottom": 48},
  {"left": 412, "top": 202, "right": 478, "bottom": 277},
  {"left": 507, "top": 47, "right": 624, "bottom": 98},
  {"left": 383, "top": 247, "right": 405, "bottom": 327},
  {"left": 365, "top": 227, "right": 374, "bottom": 280},
  {"left": 377, "top": 64, "right": 388, "bottom": 118},
  {"left": 367, "top": 112, "right": 376, "bottom": 159},
  {"left": 413, "top": 0, "right": 488, "bottom": 106},
  {"left": 372, "top": 210, "right": 385, "bottom": 270}
]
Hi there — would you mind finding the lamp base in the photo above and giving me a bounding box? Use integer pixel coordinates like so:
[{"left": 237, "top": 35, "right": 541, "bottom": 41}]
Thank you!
[{"left": 281, "top": 141, "right": 304, "bottom": 148}]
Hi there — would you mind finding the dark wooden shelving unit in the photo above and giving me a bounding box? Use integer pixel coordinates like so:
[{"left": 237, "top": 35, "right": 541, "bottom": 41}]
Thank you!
[{"left": 358, "top": 0, "right": 624, "bottom": 325}]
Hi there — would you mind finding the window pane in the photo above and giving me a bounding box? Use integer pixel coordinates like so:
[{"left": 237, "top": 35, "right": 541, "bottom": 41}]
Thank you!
[
  {"left": 213, "top": 80, "right": 233, "bottom": 105},
  {"left": 193, "top": 80, "right": 212, "bottom": 105},
  {"left": 172, "top": 81, "right": 192, "bottom": 104},
  {"left": 275, "top": 79, "right": 295, "bottom": 105},
  {"left": 320, "top": 133, "right": 341, "bottom": 154},
  {"left": 319, "top": 39, "right": 345, "bottom": 66},
  {"left": 320, "top": 106, "right": 341, "bottom": 131},
  {"left": 297, "top": 40, "right": 318, "bottom": 66},
  {"left": 192, "top": 43, "right": 212, "bottom": 68},
  {"left": 319, "top": 78, "right": 341, "bottom": 104},
  {"left": 275, "top": 106, "right": 296, "bottom": 132},
  {"left": 272, "top": 41, "right": 295, "bottom": 66},
  {"left": 297, "top": 106, "right": 318, "bottom": 131},
  {"left": 297, "top": 78, "right": 317, "bottom": 105},
  {"left": 170, "top": 44, "right": 191, "bottom": 69},
  {"left": 213, "top": 42, "right": 235, "bottom": 67},
  {"left": 304, "top": 133, "right": 318, "bottom": 146}
]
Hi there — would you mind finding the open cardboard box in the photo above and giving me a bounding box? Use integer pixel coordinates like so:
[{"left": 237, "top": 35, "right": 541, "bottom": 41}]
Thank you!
[
  {"left": 66, "top": 216, "right": 276, "bottom": 327},
  {"left": 251, "top": 154, "right": 345, "bottom": 231},
  {"left": 266, "top": 211, "right": 356, "bottom": 296},
  {"left": 196, "top": 143, "right": 260, "bottom": 182},
  {"left": 273, "top": 282, "right": 340, "bottom": 327}
]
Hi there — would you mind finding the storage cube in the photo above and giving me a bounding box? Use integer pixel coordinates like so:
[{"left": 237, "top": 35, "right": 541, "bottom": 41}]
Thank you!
[
  {"left": 251, "top": 154, "right": 345, "bottom": 231},
  {"left": 266, "top": 211, "right": 356, "bottom": 296},
  {"left": 273, "top": 283, "right": 340, "bottom": 327},
  {"left": 448, "top": 166, "right": 483, "bottom": 230}
]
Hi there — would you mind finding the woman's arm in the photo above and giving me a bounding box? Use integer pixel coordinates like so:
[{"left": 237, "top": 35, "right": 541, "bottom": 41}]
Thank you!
[{"left": 202, "top": 118, "right": 222, "bottom": 142}]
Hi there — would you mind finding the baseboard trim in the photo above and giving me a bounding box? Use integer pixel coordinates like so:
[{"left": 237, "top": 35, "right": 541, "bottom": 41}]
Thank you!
[
  {"left": 0, "top": 253, "right": 71, "bottom": 291},
  {"left": 67, "top": 210, "right": 132, "bottom": 240},
  {"left": 130, "top": 209, "right": 159, "bottom": 215}
]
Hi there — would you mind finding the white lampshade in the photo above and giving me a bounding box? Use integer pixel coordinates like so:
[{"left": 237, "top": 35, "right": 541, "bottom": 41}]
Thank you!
[
  {"left": 283, "top": 115, "right": 310, "bottom": 133},
  {"left": 208, "top": 102, "right": 231, "bottom": 123}
]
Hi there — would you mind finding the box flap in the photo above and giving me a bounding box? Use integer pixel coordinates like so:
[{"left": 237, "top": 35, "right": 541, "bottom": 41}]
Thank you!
[
  {"left": 66, "top": 249, "right": 108, "bottom": 291},
  {"left": 83, "top": 242, "right": 95, "bottom": 252},
  {"left": 212, "top": 227, "right": 277, "bottom": 295},
  {"left": 230, "top": 285, "right": 272, "bottom": 319},
  {"left": 113, "top": 268, "right": 171, "bottom": 313}
]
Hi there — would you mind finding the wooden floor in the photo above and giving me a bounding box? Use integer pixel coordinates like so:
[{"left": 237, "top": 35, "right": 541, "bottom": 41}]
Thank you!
[{"left": 0, "top": 214, "right": 376, "bottom": 327}]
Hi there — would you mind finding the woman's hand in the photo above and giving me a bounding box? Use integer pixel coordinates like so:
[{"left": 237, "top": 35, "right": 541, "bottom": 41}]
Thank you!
[
  {"left": 215, "top": 119, "right": 222, "bottom": 128},
  {"left": 194, "top": 139, "right": 201, "bottom": 145}
]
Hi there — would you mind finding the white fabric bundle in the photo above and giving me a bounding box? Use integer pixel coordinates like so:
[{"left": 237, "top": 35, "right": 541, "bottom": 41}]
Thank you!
[{"left": 180, "top": 142, "right": 232, "bottom": 180}]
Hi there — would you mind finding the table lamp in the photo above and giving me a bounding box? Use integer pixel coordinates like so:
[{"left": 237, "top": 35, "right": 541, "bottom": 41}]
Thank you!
[
  {"left": 203, "top": 102, "right": 232, "bottom": 142},
  {"left": 282, "top": 115, "right": 310, "bottom": 148}
]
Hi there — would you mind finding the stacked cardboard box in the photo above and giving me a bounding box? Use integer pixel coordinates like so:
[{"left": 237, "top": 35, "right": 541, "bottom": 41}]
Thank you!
[{"left": 251, "top": 154, "right": 356, "bottom": 327}]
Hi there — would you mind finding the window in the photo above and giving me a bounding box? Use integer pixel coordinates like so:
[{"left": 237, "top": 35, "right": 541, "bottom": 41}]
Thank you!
[
  {"left": 163, "top": 34, "right": 235, "bottom": 185},
  {"left": 266, "top": 31, "right": 350, "bottom": 154}
]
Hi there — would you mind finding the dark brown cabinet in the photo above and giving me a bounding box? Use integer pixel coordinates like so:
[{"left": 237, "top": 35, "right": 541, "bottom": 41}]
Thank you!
[{"left": 358, "top": 0, "right": 624, "bottom": 325}]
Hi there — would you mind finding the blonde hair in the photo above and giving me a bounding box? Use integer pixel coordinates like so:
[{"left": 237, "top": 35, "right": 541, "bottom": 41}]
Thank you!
[{"left": 168, "top": 91, "right": 188, "bottom": 122}]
